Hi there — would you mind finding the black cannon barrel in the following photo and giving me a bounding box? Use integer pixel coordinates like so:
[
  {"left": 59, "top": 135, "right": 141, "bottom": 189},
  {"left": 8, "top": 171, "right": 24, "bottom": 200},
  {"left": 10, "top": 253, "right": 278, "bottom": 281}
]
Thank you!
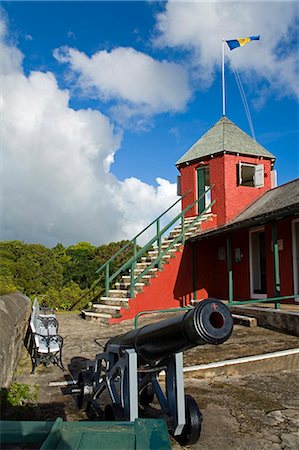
[{"left": 106, "top": 298, "right": 233, "bottom": 363}]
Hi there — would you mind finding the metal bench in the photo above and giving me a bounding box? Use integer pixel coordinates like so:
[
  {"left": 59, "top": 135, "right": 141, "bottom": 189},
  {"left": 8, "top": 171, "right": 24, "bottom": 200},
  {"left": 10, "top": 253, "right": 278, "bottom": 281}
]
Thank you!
[{"left": 29, "top": 299, "right": 65, "bottom": 373}]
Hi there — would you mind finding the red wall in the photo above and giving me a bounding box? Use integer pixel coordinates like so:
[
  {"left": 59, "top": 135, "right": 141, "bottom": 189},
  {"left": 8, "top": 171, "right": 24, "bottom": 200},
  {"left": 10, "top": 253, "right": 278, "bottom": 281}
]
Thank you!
[
  {"left": 179, "top": 154, "right": 272, "bottom": 226},
  {"left": 278, "top": 219, "right": 295, "bottom": 296},
  {"left": 110, "top": 248, "right": 187, "bottom": 324},
  {"left": 265, "top": 219, "right": 295, "bottom": 299},
  {"left": 112, "top": 216, "right": 297, "bottom": 323},
  {"left": 222, "top": 155, "right": 272, "bottom": 224},
  {"left": 192, "top": 230, "right": 250, "bottom": 301},
  {"left": 191, "top": 217, "right": 296, "bottom": 303},
  {"left": 230, "top": 229, "right": 251, "bottom": 299}
]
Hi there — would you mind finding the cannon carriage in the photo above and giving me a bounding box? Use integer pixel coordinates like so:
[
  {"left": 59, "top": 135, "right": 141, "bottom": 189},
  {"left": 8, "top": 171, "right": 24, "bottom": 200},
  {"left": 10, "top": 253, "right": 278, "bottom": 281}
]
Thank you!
[{"left": 75, "top": 298, "right": 233, "bottom": 445}]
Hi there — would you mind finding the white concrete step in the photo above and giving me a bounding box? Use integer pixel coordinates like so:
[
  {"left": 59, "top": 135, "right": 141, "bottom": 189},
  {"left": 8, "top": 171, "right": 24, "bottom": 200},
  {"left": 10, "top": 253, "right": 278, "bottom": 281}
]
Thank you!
[
  {"left": 169, "top": 230, "right": 194, "bottom": 239},
  {"left": 132, "top": 267, "right": 158, "bottom": 276},
  {"left": 148, "top": 248, "right": 177, "bottom": 257},
  {"left": 232, "top": 314, "right": 257, "bottom": 327},
  {"left": 135, "top": 261, "right": 152, "bottom": 270},
  {"left": 109, "top": 289, "right": 130, "bottom": 299},
  {"left": 92, "top": 304, "right": 122, "bottom": 316},
  {"left": 82, "top": 309, "right": 113, "bottom": 324},
  {"left": 100, "top": 297, "right": 130, "bottom": 308},
  {"left": 115, "top": 282, "right": 145, "bottom": 292},
  {"left": 122, "top": 275, "right": 151, "bottom": 285},
  {"left": 152, "top": 242, "right": 182, "bottom": 251}
]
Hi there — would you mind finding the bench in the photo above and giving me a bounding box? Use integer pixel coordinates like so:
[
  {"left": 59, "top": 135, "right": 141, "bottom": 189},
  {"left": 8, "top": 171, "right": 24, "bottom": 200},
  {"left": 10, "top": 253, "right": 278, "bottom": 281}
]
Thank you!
[{"left": 29, "top": 298, "right": 65, "bottom": 373}]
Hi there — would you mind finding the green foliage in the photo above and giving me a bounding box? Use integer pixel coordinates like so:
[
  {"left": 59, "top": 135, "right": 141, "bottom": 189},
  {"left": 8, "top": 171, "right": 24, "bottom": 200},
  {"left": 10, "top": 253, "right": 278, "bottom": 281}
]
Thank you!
[
  {"left": 4, "top": 382, "right": 38, "bottom": 407},
  {"left": 0, "top": 241, "right": 63, "bottom": 296},
  {"left": 0, "top": 239, "right": 134, "bottom": 310},
  {"left": 39, "top": 282, "right": 89, "bottom": 311},
  {"left": 63, "top": 242, "right": 98, "bottom": 289},
  {"left": 0, "top": 383, "right": 38, "bottom": 419},
  {"left": 0, "top": 275, "right": 17, "bottom": 295}
]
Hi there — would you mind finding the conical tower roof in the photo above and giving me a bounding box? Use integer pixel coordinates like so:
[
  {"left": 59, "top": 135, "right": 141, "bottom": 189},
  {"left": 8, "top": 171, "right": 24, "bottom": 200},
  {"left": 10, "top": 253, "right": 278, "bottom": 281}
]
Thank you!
[{"left": 176, "top": 116, "right": 275, "bottom": 166}]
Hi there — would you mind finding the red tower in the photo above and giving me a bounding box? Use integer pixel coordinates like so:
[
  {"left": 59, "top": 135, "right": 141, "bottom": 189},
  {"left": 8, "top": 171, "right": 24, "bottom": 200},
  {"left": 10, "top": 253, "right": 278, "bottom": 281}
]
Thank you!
[{"left": 176, "top": 117, "right": 276, "bottom": 229}]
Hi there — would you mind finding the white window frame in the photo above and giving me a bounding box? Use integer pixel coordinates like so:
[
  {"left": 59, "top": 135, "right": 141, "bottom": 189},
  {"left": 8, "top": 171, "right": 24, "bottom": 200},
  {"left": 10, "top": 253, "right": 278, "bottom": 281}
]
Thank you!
[
  {"left": 292, "top": 218, "right": 299, "bottom": 300},
  {"left": 238, "top": 163, "right": 264, "bottom": 188},
  {"left": 249, "top": 226, "right": 267, "bottom": 299}
]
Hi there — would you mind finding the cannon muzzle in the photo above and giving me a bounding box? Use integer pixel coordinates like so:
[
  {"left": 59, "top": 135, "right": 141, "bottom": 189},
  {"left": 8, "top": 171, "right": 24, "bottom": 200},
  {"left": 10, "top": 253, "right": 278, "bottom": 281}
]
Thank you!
[{"left": 106, "top": 298, "right": 233, "bottom": 363}]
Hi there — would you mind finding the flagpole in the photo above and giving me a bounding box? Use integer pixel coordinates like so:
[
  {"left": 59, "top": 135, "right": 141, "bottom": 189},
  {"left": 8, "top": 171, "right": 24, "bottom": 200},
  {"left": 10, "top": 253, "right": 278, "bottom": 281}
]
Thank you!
[{"left": 222, "top": 39, "right": 226, "bottom": 116}]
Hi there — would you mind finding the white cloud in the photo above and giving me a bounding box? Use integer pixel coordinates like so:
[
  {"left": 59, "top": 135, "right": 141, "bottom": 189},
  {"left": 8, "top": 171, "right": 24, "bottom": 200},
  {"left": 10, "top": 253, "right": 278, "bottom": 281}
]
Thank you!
[
  {"left": 154, "top": 0, "right": 299, "bottom": 97},
  {"left": 0, "top": 19, "right": 178, "bottom": 247},
  {"left": 53, "top": 46, "right": 191, "bottom": 116}
]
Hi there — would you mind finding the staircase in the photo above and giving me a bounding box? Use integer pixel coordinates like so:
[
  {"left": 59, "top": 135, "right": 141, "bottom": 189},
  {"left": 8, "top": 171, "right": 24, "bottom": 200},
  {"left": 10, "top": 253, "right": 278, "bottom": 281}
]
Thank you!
[{"left": 82, "top": 204, "right": 215, "bottom": 324}]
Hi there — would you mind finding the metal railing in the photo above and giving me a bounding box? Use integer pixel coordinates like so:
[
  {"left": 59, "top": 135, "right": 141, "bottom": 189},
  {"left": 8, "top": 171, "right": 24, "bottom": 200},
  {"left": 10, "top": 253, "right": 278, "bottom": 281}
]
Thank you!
[
  {"left": 134, "top": 295, "right": 299, "bottom": 329},
  {"left": 227, "top": 294, "right": 299, "bottom": 310},
  {"left": 93, "top": 186, "right": 215, "bottom": 299}
]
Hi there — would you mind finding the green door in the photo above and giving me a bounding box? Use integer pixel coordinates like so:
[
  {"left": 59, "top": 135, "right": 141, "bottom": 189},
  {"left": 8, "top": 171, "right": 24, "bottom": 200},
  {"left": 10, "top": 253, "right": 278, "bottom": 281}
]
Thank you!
[{"left": 197, "top": 167, "right": 206, "bottom": 214}]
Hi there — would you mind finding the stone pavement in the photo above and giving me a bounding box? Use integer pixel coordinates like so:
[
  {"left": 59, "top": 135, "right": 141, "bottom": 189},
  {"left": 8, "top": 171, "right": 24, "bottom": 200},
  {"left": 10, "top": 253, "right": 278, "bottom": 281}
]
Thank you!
[{"left": 9, "top": 312, "right": 299, "bottom": 449}]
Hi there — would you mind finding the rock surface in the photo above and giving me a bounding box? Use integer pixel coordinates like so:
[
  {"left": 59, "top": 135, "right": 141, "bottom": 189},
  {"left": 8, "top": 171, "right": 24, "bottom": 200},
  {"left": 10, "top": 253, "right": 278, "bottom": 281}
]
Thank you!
[{"left": 0, "top": 292, "right": 31, "bottom": 388}]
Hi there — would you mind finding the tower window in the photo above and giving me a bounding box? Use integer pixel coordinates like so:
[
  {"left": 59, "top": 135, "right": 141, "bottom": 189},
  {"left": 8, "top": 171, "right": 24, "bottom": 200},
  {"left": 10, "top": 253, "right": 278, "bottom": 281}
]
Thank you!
[{"left": 238, "top": 163, "right": 264, "bottom": 187}]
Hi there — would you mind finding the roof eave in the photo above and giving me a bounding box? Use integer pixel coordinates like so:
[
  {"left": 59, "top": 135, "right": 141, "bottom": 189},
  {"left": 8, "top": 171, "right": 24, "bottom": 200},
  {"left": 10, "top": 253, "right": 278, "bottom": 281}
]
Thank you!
[
  {"left": 189, "top": 204, "right": 299, "bottom": 242},
  {"left": 176, "top": 150, "right": 276, "bottom": 168}
]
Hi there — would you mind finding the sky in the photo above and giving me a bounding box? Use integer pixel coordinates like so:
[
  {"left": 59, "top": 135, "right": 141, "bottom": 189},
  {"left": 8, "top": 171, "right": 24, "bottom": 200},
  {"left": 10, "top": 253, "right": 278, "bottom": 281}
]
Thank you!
[{"left": 0, "top": 0, "right": 298, "bottom": 247}]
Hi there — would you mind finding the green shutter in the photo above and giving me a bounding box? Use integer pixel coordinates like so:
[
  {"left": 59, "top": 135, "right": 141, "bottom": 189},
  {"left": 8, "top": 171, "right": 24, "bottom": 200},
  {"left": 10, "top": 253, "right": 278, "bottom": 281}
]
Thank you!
[{"left": 197, "top": 168, "right": 205, "bottom": 214}]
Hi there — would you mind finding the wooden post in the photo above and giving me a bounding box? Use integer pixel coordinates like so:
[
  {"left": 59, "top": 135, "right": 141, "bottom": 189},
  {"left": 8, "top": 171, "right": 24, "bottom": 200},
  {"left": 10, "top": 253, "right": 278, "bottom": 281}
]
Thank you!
[
  {"left": 226, "top": 235, "right": 233, "bottom": 303},
  {"left": 272, "top": 222, "right": 281, "bottom": 309}
]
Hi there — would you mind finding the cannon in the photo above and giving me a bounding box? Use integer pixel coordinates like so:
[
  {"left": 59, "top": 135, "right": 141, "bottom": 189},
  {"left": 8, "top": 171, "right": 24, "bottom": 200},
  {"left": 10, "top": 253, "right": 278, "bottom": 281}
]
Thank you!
[{"left": 75, "top": 299, "right": 233, "bottom": 445}]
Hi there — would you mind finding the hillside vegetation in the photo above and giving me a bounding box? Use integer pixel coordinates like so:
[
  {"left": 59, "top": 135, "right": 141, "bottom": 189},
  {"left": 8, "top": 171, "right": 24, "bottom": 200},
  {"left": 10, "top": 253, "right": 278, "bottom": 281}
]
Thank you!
[{"left": 0, "top": 240, "right": 133, "bottom": 310}]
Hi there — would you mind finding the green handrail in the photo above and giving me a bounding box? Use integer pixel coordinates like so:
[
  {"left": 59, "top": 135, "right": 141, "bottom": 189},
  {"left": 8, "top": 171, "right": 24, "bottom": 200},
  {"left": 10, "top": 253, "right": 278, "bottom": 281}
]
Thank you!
[
  {"left": 98, "top": 185, "right": 214, "bottom": 299},
  {"left": 227, "top": 294, "right": 299, "bottom": 309},
  {"left": 96, "top": 191, "right": 191, "bottom": 275},
  {"left": 85, "top": 191, "right": 191, "bottom": 298},
  {"left": 133, "top": 200, "right": 216, "bottom": 289}
]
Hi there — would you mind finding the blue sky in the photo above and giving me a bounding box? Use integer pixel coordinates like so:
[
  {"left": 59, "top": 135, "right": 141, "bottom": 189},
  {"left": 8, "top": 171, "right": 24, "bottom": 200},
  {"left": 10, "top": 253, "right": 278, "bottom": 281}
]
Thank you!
[{"left": 1, "top": 1, "right": 298, "bottom": 246}]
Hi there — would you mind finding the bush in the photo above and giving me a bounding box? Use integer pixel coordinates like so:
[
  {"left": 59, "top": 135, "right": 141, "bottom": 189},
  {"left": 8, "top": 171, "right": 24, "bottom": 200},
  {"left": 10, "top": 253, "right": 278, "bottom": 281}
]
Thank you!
[
  {"left": 5, "top": 382, "right": 38, "bottom": 407},
  {"left": 0, "top": 275, "right": 17, "bottom": 295},
  {"left": 0, "top": 382, "right": 38, "bottom": 419},
  {"left": 39, "top": 282, "right": 89, "bottom": 311},
  {"left": 0, "top": 239, "right": 133, "bottom": 310}
]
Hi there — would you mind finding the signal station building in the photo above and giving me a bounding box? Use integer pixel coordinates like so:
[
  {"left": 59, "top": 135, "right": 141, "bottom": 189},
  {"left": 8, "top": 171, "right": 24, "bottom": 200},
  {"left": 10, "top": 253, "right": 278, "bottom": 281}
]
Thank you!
[{"left": 174, "top": 117, "right": 299, "bottom": 306}]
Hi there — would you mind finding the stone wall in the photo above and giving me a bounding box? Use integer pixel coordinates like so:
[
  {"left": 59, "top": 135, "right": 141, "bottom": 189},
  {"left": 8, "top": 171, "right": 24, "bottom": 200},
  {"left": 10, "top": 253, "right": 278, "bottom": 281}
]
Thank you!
[
  {"left": 229, "top": 305, "right": 299, "bottom": 337},
  {"left": 0, "top": 292, "right": 31, "bottom": 388}
]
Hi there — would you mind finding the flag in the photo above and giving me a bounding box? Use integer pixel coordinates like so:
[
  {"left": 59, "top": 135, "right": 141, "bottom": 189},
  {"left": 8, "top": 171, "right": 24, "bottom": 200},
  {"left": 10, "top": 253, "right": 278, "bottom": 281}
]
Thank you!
[{"left": 226, "top": 35, "right": 260, "bottom": 51}]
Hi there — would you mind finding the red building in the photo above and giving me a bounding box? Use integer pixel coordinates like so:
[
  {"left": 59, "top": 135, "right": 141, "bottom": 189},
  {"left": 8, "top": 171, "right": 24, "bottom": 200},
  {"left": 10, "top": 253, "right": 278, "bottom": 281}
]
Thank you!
[
  {"left": 94, "top": 116, "right": 299, "bottom": 324},
  {"left": 174, "top": 116, "right": 299, "bottom": 305}
]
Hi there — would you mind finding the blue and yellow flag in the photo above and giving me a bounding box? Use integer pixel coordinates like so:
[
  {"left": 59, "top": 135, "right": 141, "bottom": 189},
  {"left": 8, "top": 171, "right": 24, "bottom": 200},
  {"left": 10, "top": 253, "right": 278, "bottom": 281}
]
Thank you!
[{"left": 226, "top": 35, "right": 260, "bottom": 51}]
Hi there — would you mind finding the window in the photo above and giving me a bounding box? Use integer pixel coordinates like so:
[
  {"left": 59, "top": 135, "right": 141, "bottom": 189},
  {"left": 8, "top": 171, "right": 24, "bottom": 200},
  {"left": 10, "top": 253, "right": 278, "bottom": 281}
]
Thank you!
[
  {"left": 197, "top": 166, "right": 211, "bottom": 214},
  {"left": 177, "top": 175, "right": 181, "bottom": 196},
  {"left": 238, "top": 163, "right": 264, "bottom": 187}
]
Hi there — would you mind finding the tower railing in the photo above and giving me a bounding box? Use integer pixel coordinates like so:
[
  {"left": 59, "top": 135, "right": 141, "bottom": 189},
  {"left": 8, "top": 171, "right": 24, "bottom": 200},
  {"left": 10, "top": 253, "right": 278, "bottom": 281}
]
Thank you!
[{"left": 92, "top": 186, "right": 215, "bottom": 299}]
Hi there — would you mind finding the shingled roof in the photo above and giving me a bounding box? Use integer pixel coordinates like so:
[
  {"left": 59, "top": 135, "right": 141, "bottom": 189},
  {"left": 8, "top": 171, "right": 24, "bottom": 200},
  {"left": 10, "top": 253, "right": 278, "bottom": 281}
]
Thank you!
[
  {"left": 176, "top": 116, "right": 276, "bottom": 166},
  {"left": 190, "top": 178, "right": 299, "bottom": 241}
]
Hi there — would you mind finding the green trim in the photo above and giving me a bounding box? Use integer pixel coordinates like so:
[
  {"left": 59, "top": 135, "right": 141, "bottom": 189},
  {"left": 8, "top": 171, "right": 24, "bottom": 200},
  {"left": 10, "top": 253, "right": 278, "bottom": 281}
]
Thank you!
[
  {"left": 133, "top": 200, "right": 215, "bottom": 286},
  {"left": 93, "top": 186, "right": 215, "bottom": 301},
  {"left": 95, "top": 191, "right": 190, "bottom": 275},
  {"left": 193, "top": 244, "right": 197, "bottom": 301},
  {"left": 157, "top": 219, "right": 162, "bottom": 270},
  {"left": 1, "top": 419, "right": 171, "bottom": 449},
  {"left": 197, "top": 167, "right": 206, "bottom": 214},
  {"left": 226, "top": 235, "right": 233, "bottom": 303},
  {"left": 227, "top": 294, "right": 299, "bottom": 307},
  {"left": 272, "top": 222, "right": 281, "bottom": 309},
  {"left": 0, "top": 421, "right": 54, "bottom": 444}
]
